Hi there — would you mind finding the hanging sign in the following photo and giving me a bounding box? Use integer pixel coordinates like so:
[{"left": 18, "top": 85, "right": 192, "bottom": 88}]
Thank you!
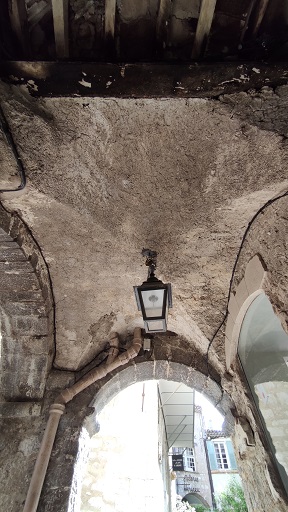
[{"left": 172, "top": 454, "right": 184, "bottom": 471}]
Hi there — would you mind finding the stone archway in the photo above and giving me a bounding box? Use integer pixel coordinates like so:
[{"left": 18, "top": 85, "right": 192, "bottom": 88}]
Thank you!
[
  {"left": 89, "top": 361, "right": 233, "bottom": 426},
  {"left": 0, "top": 206, "right": 54, "bottom": 401},
  {"left": 183, "top": 491, "right": 210, "bottom": 508},
  {"left": 67, "top": 360, "right": 233, "bottom": 512}
]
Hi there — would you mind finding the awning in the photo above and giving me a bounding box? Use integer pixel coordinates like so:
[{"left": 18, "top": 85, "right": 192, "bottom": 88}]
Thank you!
[{"left": 158, "top": 380, "right": 195, "bottom": 449}]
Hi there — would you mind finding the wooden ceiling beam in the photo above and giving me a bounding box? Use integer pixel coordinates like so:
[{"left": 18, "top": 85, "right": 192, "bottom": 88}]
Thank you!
[
  {"left": 51, "top": 0, "right": 69, "bottom": 59},
  {"left": 28, "top": 2, "right": 51, "bottom": 31},
  {"left": 9, "top": 0, "right": 30, "bottom": 57},
  {"left": 105, "top": 0, "right": 116, "bottom": 52},
  {"left": 2, "top": 61, "right": 288, "bottom": 99},
  {"left": 191, "top": 0, "right": 217, "bottom": 60},
  {"left": 156, "top": 0, "right": 171, "bottom": 52},
  {"left": 251, "top": 0, "right": 270, "bottom": 36},
  {"left": 239, "top": 0, "right": 256, "bottom": 45}
]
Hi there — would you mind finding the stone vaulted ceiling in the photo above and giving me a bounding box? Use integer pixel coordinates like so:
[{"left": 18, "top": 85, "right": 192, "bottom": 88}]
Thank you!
[
  {"left": 1, "top": 87, "right": 288, "bottom": 375},
  {"left": 0, "top": 0, "right": 288, "bottom": 379}
]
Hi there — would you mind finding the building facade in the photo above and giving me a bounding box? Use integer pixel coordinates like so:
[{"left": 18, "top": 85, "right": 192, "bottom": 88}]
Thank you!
[
  {"left": 171, "top": 406, "right": 213, "bottom": 509},
  {"left": 206, "top": 437, "right": 240, "bottom": 500}
]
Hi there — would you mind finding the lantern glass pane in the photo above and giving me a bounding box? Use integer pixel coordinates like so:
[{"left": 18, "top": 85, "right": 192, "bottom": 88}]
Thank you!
[
  {"left": 141, "top": 289, "right": 165, "bottom": 318},
  {"left": 145, "top": 319, "right": 166, "bottom": 332}
]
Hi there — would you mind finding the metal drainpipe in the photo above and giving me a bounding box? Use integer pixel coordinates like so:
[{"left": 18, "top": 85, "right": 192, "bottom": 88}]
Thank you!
[
  {"left": 22, "top": 403, "right": 65, "bottom": 512},
  {"left": 22, "top": 328, "right": 142, "bottom": 512}
]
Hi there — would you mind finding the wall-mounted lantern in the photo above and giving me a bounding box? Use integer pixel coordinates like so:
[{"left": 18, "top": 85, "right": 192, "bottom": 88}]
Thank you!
[{"left": 134, "top": 249, "right": 172, "bottom": 333}]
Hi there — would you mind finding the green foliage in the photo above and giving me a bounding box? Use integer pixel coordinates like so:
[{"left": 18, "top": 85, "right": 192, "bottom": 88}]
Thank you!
[
  {"left": 215, "top": 478, "right": 248, "bottom": 512},
  {"left": 193, "top": 505, "right": 210, "bottom": 512}
]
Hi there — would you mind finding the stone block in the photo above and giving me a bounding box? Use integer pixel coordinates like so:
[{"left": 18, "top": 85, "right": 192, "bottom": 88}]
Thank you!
[
  {"left": 205, "top": 377, "right": 223, "bottom": 404},
  {"left": 0, "top": 246, "right": 26, "bottom": 262},
  {"left": 0, "top": 231, "right": 12, "bottom": 241},
  {"left": 166, "top": 361, "right": 191, "bottom": 383},
  {"left": 113, "top": 364, "right": 136, "bottom": 389},
  {"left": 3, "top": 301, "right": 46, "bottom": 317},
  {"left": 225, "top": 335, "right": 233, "bottom": 369},
  {"left": 234, "top": 278, "right": 249, "bottom": 309},
  {"left": 186, "top": 367, "right": 208, "bottom": 391},
  {"left": 1, "top": 335, "right": 50, "bottom": 356},
  {"left": 0, "top": 271, "right": 39, "bottom": 291},
  {"left": 0, "top": 288, "right": 43, "bottom": 301},
  {"left": 92, "top": 374, "right": 122, "bottom": 413},
  {"left": 0, "top": 402, "right": 42, "bottom": 417},
  {"left": 225, "top": 313, "right": 235, "bottom": 345},
  {"left": 45, "top": 370, "right": 75, "bottom": 391},
  {"left": 244, "top": 255, "right": 266, "bottom": 294},
  {"left": 135, "top": 360, "right": 155, "bottom": 381},
  {"left": 217, "top": 391, "right": 233, "bottom": 416},
  {"left": 11, "top": 315, "right": 48, "bottom": 336},
  {"left": 153, "top": 360, "right": 171, "bottom": 381},
  {"left": 1, "top": 353, "right": 49, "bottom": 400},
  {"left": 0, "top": 260, "right": 32, "bottom": 272},
  {"left": 228, "top": 292, "right": 240, "bottom": 323}
]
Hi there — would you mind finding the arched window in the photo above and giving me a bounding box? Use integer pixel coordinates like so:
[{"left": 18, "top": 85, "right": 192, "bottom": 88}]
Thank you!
[{"left": 238, "top": 292, "right": 288, "bottom": 495}]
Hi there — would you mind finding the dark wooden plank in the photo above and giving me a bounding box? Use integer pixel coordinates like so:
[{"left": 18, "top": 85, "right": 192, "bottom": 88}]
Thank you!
[
  {"left": 251, "top": 0, "right": 270, "bottom": 36},
  {"left": 156, "top": 0, "right": 171, "bottom": 53},
  {"left": 192, "top": 0, "right": 217, "bottom": 59},
  {"left": 239, "top": 0, "right": 256, "bottom": 45},
  {"left": 51, "top": 0, "right": 69, "bottom": 59},
  {"left": 8, "top": 0, "right": 30, "bottom": 57},
  {"left": 105, "top": 0, "right": 116, "bottom": 54},
  {"left": 1, "top": 61, "right": 288, "bottom": 98}
]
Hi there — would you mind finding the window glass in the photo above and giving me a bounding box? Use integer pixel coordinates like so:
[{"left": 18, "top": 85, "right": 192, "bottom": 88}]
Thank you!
[
  {"left": 213, "top": 442, "right": 229, "bottom": 470},
  {"left": 238, "top": 293, "right": 288, "bottom": 494},
  {"left": 185, "top": 448, "right": 196, "bottom": 471}
]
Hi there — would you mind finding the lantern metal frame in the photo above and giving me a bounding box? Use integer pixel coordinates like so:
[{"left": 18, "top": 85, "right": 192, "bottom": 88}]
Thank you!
[{"left": 133, "top": 249, "right": 172, "bottom": 333}]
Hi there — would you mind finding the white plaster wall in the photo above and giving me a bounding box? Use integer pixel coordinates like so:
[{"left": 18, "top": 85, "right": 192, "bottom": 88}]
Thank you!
[{"left": 80, "top": 381, "right": 165, "bottom": 512}]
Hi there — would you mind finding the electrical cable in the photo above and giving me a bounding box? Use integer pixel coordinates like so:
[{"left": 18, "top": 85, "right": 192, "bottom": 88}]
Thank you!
[
  {"left": 206, "top": 187, "right": 288, "bottom": 371},
  {"left": 0, "top": 104, "right": 26, "bottom": 192}
]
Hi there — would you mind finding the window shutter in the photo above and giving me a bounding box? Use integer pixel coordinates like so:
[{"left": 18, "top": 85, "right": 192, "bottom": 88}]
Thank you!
[
  {"left": 206, "top": 440, "right": 218, "bottom": 470},
  {"left": 226, "top": 439, "right": 237, "bottom": 469}
]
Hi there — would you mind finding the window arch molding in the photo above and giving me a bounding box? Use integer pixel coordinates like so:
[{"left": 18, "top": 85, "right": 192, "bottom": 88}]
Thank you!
[
  {"left": 225, "top": 254, "right": 267, "bottom": 370},
  {"left": 227, "top": 255, "right": 288, "bottom": 496}
]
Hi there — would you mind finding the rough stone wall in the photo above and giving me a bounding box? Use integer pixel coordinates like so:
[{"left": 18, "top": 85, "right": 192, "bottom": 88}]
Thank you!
[
  {"left": 0, "top": 207, "right": 54, "bottom": 400},
  {"left": 0, "top": 370, "right": 75, "bottom": 511},
  {"left": 1, "top": 341, "right": 226, "bottom": 512},
  {"left": 215, "top": 196, "right": 288, "bottom": 511},
  {"left": 1, "top": 338, "right": 287, "bottom": 512}
]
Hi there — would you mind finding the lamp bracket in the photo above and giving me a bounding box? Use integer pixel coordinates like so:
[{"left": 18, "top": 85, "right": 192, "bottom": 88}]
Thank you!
[{"left": 141, "top": 248, "right": 157, "bottom": 279}]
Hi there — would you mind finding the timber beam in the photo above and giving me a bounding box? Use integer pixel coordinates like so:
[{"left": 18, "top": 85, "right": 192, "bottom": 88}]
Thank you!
[{"left": 0, "top": 61, "right": 288, "bottom": 98}]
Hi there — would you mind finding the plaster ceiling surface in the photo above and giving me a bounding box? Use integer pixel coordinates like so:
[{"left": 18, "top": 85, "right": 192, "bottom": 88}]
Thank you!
[{"left": 0, "top": 88, "right": 288, "bottom": 370}]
